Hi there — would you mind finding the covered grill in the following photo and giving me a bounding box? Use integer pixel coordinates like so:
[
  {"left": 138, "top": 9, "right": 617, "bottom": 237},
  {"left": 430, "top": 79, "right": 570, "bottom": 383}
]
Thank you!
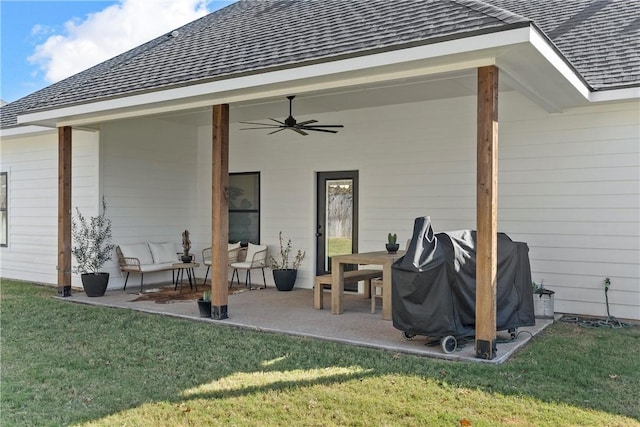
[{"left": 392, "top": 217, "right": 535, "bottom": 352}]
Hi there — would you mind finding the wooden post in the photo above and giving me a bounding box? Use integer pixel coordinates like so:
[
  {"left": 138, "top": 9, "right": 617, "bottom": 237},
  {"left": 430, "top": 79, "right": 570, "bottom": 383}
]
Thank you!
[
  {"left": 57, "top": 126, "right": 72, "bottom": 296},
  {"left": 475, "top": 65, "right": 498, "bottom": 360},
  {"left": 211, "top": 104, "right": 230, "bottom": 319}
]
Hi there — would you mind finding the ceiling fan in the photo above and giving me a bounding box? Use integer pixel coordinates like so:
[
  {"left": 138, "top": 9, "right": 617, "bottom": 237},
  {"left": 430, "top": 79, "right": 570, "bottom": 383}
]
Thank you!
[{"left": 240, "top": 95, "right": 344, "bottom": 136}]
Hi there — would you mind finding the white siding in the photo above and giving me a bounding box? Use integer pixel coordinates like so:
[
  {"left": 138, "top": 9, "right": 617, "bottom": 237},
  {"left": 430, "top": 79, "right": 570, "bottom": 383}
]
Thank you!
[
  {"left": 101, "top": 116, "right": 200, "bottom": 288},
  {"left": 0, "top": 129, "right": 100, "bottom": 286},
  {"left": 498, "top": 95, "right": 640, "bottom": 321},
  {"left": 212, "top": 92, "right": 639, "bottom": 320},
  {"left": 1, "top": 90, "right": 638, "bottom": 320},
  {"left": 218, "top": 96, "right": 481, "bottom": 289}
]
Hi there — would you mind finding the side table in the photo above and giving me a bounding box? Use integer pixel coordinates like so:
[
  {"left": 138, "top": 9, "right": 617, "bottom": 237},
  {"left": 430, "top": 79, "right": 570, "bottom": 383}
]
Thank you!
[{"left": 172, "top": 262, "right": 200, "bottom": 292}]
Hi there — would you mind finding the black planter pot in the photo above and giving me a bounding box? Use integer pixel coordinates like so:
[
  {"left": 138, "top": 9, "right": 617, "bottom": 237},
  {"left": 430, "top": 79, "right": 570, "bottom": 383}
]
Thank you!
[
  {"left": 81, "top": 272, "right": 109, "bottom": 297},
  {"left": 385, "top": 243, "right": 400, "bottom": 254},
  {"left": 197, "top": 299, "right": 212, "bottom": 318},
  {"left": 272, "top": 269, "right": 298, "bottom": 291},
  {"left": 181, "top": 255, "right": 193, "bottom": 263}
]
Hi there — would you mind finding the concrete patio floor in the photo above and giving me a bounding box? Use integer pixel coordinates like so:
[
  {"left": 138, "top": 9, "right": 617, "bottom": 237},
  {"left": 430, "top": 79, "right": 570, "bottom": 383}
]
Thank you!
[{"left": 63, "top": 284, "right": 553, "bottom": 364}]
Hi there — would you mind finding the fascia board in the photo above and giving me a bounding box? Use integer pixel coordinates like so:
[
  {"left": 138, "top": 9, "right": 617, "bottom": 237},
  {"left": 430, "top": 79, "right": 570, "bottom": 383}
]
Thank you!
[
  {"left": 17, "top": 27, "right": 533, "bottom": 127},
  {"left": 51, "top": 56, "right": 497, "bottom": 127},
  {"left": 527, "top": 26, "right": 591, "bottom": 100},
  {"left": 589, "top": 87, "right": 640, "bottom": 103},
  {"left": 0, "top": 125, "right": 56, "bottom": 139}
]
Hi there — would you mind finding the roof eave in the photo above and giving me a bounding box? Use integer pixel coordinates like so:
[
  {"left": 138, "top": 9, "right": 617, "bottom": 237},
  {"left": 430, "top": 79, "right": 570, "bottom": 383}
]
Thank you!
[
  {"left": 14, "top": 24, "right": 629, "bottom": 129},
  {"left": 589, "top": 86, "right": 640, "bottom": 103},
  {"left": 0, "top": 125, "right": 57, "bottom": 139}
]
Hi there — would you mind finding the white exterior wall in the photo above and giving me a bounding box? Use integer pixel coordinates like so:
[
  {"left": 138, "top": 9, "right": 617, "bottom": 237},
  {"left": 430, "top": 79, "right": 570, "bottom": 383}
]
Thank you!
[
  {"left": 100, "top": 116, "right": 200, "bottom": 288},
  {"left": 1, "top": 90, "right": 638, "bottom": 320},
  {"left": 498, "top": 95, "right": 640, "bottom": 321},
  {"left": 0, "top": 129, "right": 100, "bottom": 286},
  {"left": 211, "top": 92, "right": 639, "bottom": 320}
]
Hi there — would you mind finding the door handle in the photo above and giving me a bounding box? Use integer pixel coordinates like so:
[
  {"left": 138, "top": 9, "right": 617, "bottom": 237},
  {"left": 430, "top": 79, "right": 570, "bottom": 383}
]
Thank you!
[{"left": 316, "top": 224, "right": 322, "bottom": 238}]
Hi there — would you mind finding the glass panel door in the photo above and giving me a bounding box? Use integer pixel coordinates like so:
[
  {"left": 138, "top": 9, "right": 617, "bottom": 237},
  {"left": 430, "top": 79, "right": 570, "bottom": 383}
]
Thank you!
[{"left": 316, "top": 171, "right": 358, "bottom": 285}]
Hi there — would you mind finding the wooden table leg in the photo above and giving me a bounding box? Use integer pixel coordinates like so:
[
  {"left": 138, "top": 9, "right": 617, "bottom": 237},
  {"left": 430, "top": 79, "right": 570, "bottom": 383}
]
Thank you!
[
  {"left": 382, "top": 262, "right": 392, "bottom": 320},
  {"left": 363, "top": 276, "right": 371, "bottom": 299},
  {"left": 331, "top": 258, "right": 345, "bottom": 314}
]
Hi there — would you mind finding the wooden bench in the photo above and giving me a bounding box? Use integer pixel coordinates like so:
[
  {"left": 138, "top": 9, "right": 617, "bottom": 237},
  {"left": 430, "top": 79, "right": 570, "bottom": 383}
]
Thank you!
[{"left": 314, "top": 269, "right": 382, "bottom": 310}]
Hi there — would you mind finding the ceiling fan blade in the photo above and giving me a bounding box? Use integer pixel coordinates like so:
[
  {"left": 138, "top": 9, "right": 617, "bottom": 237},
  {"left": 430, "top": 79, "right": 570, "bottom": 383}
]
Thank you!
[
  {"left": 241, "top": 126, "right": 283, "bottom": 130},
  {"left": 239, "top": 121, "right": 280, "bottom": 127},
  {"left": 268, "top": 128, "right": 286, "bottom": 135},
  {"left": 292, "top": 127, "right": 308, "bottom": 136},
  {"left": 296, "top": 119, "right": 317, "bottom": 126},
  {"left": 269, "top": 118, "right": 285, "bottom": 125},
  {"left": 302, "top": 127, "right": 338, "bottom": 134},
  {"left": 301, "top": 124, "right": 344, "bottom": 128}
]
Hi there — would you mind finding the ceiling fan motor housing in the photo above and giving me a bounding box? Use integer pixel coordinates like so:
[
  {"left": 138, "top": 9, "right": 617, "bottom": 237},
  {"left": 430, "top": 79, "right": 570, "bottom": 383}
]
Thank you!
[{"left": 284, "top": 116, "right": 297, "bottom": 127}]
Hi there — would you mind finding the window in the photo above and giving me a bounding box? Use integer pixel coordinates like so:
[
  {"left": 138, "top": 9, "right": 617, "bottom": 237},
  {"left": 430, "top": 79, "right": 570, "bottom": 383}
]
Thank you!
[
  {"left": 1, "top": 172, "right": 7, "bottom": 247},
  {"left": 229, "top": 172, "right": 260, "bottom": 244}
]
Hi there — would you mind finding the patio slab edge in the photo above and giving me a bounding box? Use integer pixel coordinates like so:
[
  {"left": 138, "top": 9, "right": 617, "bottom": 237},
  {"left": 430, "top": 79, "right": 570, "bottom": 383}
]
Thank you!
[{"left": 56, "top": 294, "right": 554, "bottom": 364}]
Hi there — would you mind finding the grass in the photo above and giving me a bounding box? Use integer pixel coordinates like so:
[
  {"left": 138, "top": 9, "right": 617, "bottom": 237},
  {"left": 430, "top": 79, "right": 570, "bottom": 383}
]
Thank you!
[
  {"left": 1, "top": 280, "right": 639, "bottom": 426},
  {"left": 327, "top": 237, "right": 352, "bottom": 258}
]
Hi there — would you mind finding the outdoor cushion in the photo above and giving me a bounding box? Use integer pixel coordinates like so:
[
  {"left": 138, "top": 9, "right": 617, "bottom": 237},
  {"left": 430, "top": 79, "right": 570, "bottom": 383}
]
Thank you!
[
  {"left": 119, "top": 243, "right": 154, "bottom": 265},
  {"left": 244, "top": 243, "right": 266, "bottom": 264},
  {"left": 139, "top": 262, "right": 175, "bottom": 272},
  {"left": 149, "top": 242, "right": 178, "bottom": 264},
  {"left": 228, "top": 242, "right": 241, "bottom": 251}
]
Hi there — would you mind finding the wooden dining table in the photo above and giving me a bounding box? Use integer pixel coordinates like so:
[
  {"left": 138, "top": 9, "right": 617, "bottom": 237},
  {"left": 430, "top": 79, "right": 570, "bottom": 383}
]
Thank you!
[{"left": 331, "top": 250, "right": 406, "bottom": 320}]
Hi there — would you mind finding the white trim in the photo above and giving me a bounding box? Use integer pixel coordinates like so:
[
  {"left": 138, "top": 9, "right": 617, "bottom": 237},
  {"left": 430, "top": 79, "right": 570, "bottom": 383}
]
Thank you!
[
  {"left": 17, "top": 27, "right": 532, "bottom": 127},
  {"left": 589, "top": 87, "right": 640, "bottom": 103},
  {"left": 55, "top": 58, "right": 496, "bottom": 127},
  {"left": 0, "top": 125, "right": 55, "bottom": 139},
  {"left": 527, "top": 27, "right": 591, "bottom": 100}
]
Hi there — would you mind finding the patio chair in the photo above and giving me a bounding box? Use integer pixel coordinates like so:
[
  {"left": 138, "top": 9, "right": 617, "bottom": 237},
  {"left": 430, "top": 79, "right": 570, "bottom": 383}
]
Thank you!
[
  {"left": 230, "top": 243, "right": 268, "bottom": 289},
  {"left": 202, "top": 242, "right": 243, "bottom": 286}
]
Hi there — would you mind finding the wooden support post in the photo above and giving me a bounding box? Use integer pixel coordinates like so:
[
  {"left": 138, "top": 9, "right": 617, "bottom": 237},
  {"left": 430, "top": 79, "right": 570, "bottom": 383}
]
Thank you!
[
  {"left": 211, "top": 104, "right": 230, "bottom": 319},
  {"left": 475, "top": 65, "right": 499, "bottom": 360},
  {"left": 57, "top": 126, "right": 72, "bottom": 296}
]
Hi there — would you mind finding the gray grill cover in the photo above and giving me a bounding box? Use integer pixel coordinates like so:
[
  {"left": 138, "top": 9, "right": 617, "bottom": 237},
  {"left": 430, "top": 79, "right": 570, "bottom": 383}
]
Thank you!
[{"left": 392, "top": 217, "right": 535, "bottom": 338}]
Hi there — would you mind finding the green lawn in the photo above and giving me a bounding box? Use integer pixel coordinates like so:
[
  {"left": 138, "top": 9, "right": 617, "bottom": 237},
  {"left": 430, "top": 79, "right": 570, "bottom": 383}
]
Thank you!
[
  {"left": 327, "top": 237, "right": 352, "bottom": 258},
  {"left": 1, "top": 280, "right": 639, "bottom": 426}
]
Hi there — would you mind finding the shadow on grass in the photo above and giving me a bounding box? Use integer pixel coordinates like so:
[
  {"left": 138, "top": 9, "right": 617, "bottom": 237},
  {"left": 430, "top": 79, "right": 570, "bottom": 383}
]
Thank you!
[{"left": 2, "top": 281, "right": 639, "bottom": 426}]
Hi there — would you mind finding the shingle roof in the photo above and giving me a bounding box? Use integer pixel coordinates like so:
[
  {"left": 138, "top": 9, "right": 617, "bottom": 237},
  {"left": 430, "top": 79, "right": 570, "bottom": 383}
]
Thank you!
[
  {"left": 2, "top": 0, "right": 638, "bottom": 129},
  {"left": 484, "top": 0, "right": 640, "bottom": 91}
]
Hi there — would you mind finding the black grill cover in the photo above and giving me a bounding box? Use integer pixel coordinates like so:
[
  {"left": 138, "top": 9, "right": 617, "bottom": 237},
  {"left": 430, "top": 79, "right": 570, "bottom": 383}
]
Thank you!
[{"left": 392, "top": 217, "right": 535, "bottom": 338}]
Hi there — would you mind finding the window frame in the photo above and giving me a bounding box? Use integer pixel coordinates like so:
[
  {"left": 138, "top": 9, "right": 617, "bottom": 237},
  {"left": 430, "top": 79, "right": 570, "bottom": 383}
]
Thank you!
[
  {"left": 228, "top": 172, "right": 260, "bottom": 245},
  {"left": 1, "top": 172, "right": 7, "bottom": 247}
]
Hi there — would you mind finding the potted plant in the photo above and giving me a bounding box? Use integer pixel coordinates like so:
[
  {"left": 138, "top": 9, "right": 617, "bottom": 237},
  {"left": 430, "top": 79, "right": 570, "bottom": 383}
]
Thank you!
[
  {"left": 181, "top": 229, "right": 193, "bottom": 263},
  {"left": 197, "top": 290, "right": 211, "bottom": 318},
  {"left": 385, "top": 233, "right": 399, "bottom": 254},
  {"left": 270, "top": 231, "right": 306, "bottom": 291},
  {"left": 71, "top": 198, "right": 115, "bottom": 297},
  {"left": 532, "top": 279, "right": 555, "bottom": 319}
]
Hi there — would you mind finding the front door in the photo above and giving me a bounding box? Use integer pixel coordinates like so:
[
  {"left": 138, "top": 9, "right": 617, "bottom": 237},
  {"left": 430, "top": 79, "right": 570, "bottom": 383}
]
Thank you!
[{"left": 316, "top": 171, "right": 358, "bottom": 290}]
